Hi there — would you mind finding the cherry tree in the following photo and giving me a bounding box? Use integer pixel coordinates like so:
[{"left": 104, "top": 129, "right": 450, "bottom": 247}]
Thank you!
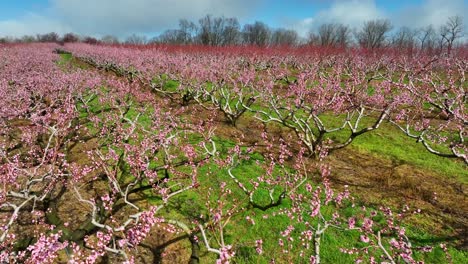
[
  {"left": 245, "top": 55, "right": 396, "bottom": 157},
  {"left": 390, "top": 56, "right": 467, "bottom": 164},
  {"left": 0, "top": 44, "right": 215, "bottom": 263}
]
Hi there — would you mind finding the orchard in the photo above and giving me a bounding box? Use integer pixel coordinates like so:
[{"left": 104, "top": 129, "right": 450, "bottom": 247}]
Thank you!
[{"left": 0, "top": 42, "right": 466, "bottom": 263}]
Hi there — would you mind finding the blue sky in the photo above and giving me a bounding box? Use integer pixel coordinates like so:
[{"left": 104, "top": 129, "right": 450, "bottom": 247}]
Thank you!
[
  {"left": 0, "top": 0, "right": 466, "bottom": 39},
  {"left": 0, "top": 0, "right": 48, "bottom": 19}
]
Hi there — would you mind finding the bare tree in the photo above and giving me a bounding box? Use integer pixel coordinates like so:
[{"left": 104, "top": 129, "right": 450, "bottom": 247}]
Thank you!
[
  {"left": 37, "top": 32, "right": 60, "bottom": 42},
  {"left": 101, "top": 35, "right": 120, "bottom": 44},
  {"left": 20, "top": 35, "right": 36, "bottom": 43},
  {"left": 316, "top": 23, "right": 351, "bottom": 47},
  {"left": 213, "top": 17, "right": 227, "bottom": 45},
  {"left": 335, "top": 24, "right": 352, "bottom": 47},
  {"left": 242, "top": 21, "right": 271, "bottom": 46},
  {"left": 221, "top": 17, "right": 241, "bottom": 45},
  {"left": 198, "top": 15, "right": 220, "bottom": 45},
  {"left": 271, "top": 28, "right": 298, "bottom": 46},
  {"left": 392, "top": 26, "right": 417, "bottom": 49},
  {"left": 356, "top": 19, "right": 392, "bottom": 49},
  {"left": 318, "top": 23, "right": 337, "bottom": 46},
  {"left": 0, "top": 37, "right": 13, "bottom": 43},
  {"left": 418, "top": 25, "right": 437, "bottom": 50},
  {"left": 439, "top": 16, "right": 464, "bottom": 55},
  {"left": 306, "top": 32, "right": 320, "bottom": 46},
  {"left": 157, "top": 29, "right": 185, "bottom": 44},
  {"left": 153, "top": 19, "right": 197, "bottom": 45},
  {"left": 156, "top": 16, "right": 240, "bottom": 46},
  {"left": 83, "top": 36, "right": 99, "bottom": 45},
  {"left": 179, "top": 19, "right": 198, "bottom": 44},
  {"left": 125, "top": 34, "right": 147, "bottom": 45},
  {"left": 62, "top": 33, "right": 79, "bottom": 43}
]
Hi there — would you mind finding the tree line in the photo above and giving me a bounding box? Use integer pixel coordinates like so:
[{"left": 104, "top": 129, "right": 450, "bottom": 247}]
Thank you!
[{"left": 1, "top": 15, "right": 465, "bottom": 53}]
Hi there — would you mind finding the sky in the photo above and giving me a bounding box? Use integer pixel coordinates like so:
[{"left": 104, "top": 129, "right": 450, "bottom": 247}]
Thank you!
[{"left": 0, "top": 0, "right": 466, "bottom": 39}]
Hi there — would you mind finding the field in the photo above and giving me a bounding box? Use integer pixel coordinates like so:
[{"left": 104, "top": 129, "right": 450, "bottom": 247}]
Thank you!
[{"left": 0, "top": 43, "right": 466, "bottom": 263}]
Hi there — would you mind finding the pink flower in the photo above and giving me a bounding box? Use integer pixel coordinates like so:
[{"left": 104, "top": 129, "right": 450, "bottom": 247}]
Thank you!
[
  {"left": 255, "top": 239, "right": 263, "bottom": 255},
  {"left": 246, "top": 216, "right": 255, "bottom": 225},
  {"left": 213, "top": 212, "right": 222, "bottom": 222},
  {"left": 278, "top": 239, "right": 284, "bottom": 247},
  {"left": 360, "top": 235, "right": 370, "bottom": 243}
]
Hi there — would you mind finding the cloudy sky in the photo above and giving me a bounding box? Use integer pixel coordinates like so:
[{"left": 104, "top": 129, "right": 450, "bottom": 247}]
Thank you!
[{"left": 0, "top": 0, "right": 466, "bottom": 39}]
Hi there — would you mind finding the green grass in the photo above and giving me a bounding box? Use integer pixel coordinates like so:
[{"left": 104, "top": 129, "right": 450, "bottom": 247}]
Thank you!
[
  {"left": 351, "top": 122, "right": 467, "bottom": 183},
  {"left": 151, "top": 133, "right": 467, "bottom": 263},
  {"left": 59, "top": 58, "right": 467, "bottom": 263},
  {"left": 292, "top": 112, "right": 467, "bottom": 182},
  {"left": 74, "top": 90, "right": 466, "bottom": 263},
  {"left": 244, "top": 103, "right": 467, "bottom": 182},
  {"left": 57, "top": 53, "right": 73, "bottom": 66}
]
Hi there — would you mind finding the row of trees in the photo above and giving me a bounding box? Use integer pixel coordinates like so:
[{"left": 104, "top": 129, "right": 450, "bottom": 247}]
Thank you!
[
  {"left": 155, "top": 15, "right": 465, "bottom": 52},
  {"left": 65, "top": 43, "right": 467, "bottom": 165},
  {"left": 1, "top": 15, "right": 465, "bottom": 52},
  {"left": 0, "top": 32, "right": 117, "bottom": 45},
  {"left": 156, "top": 19, "right": 296, "bottom": 47}
]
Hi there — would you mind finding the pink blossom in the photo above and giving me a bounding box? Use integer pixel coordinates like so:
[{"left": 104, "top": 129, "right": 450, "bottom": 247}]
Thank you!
[
  {"left": 255, "top": 239, "right": 263, "bottom": 255},
  {"left": 360, "top": 235, "right": 370, "bottom": 243}
]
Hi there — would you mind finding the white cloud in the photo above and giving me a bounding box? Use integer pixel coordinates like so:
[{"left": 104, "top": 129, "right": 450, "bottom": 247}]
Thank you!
[
  {"left": 291, "top": 0, "right": 384, "bottom": 36},
  {"left": 50, "top": 0, "right": 263, "bottom": 37},
  {"left": 317, "top": 0, "right": 383, "bottom": 26},
  {"left": 0, "top": 13, "right": 71, "bottom": 37},
  {"left": 292, "top": 0, "right": 467, "bottom": 37},
  {"left": 394, "top": 0, "right": 467, "bottom": 28},
  {"left": 0, "top": 0, "right": 263, "bottom": 38}
]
